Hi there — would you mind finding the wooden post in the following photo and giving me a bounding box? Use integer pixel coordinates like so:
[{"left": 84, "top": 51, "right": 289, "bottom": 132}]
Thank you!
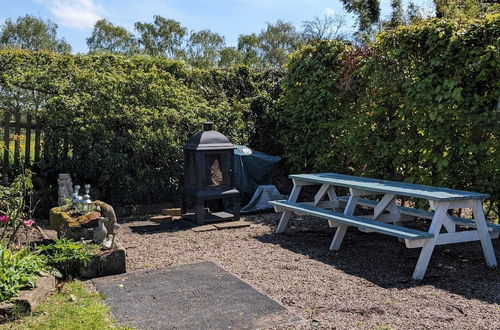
[
  {"left": 2, "top": 110, "right": 10, "bottom": 183},
  {"left": 25, "top": 114, "right": 32, "bottom": 166},
  {"left": 13, "top": 107, "right": 21, "bottom": 170},
  {"left": 34, "top": 116, "right": 41, "bottom": 163}
]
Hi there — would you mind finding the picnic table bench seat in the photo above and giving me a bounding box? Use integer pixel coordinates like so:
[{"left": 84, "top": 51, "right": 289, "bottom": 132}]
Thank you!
[
  {"left": 269, "top": 200, "right": 433, "bottom": 240},
  {"left": 336, "top": 196, "right": 500, "bottom": 232}
]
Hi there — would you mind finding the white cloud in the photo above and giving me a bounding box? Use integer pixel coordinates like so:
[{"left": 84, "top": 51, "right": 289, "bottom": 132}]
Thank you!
[
  {"left": 40, "top": 0, "right": 102, "bottom": 29},
  {"left": 324, "top": 7, "right": 336, "bottom": 17}
]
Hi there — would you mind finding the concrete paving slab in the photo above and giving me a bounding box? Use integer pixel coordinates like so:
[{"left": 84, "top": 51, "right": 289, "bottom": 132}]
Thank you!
[
  {"left": 150, "top": 215, "right": 173, "bottom": 223},
  {"left": 213, "top": 220, "right": 250, "bottom": 230},
  {"left": 92, "top": 261, "right": 303, "bottom": 329},
  {"left": 191, "top": 225, "right": 217, "bottom": 232}
]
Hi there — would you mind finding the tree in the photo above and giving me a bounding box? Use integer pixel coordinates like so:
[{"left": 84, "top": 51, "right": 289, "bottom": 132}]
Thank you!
[
  {"left": 237, "top": 33, "right": 261, "bottom": 67},
  {"left": 218, "top": 47, "right": 243, "bottom": 68},
  {"left": 302, "top": 13, "right": 348, "bottom": 41},
  {"left": 340, "top": 0, "right": 381, "bottom": 32},
  {"left": 258, "top": 20, "right": 301, "bottom": 67},
  {"left": 0, "top": 15, "right": 71, "bottom": 53},
  {"left": 407, "top": 2, "right": 425, "bottom": 23},
  {"left": 434, "top": 0, "right": 499, "bottom": 18},
  {"left": 87, "top": 19, "right": 138, "bottom": 54},
  {"left": 135, "top": 16, "right": 187, "bottom": 58},
  {"left": 389, "top": 0, "right": 405, "bottom": 27},
  {"left": 186, "top": 29, "right": 225, "bottom": 68}
]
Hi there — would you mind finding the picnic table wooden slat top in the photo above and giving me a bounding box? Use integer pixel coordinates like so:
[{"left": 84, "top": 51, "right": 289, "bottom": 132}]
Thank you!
[{"left": 289, "top": 173, "right": 490, "bottom": 201}]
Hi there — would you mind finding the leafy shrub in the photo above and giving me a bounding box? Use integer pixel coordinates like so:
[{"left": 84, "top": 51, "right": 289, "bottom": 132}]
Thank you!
[
  {"left": 0, "top": 169, "right": 36, "bottom": 247},
  {"left": 0, "top": 52, "right": 282, "bottom": 203},
  {"left": 276, "top": 40, "right": 352, "bottom": 173},
  {"left": 0, "top": 245, "right": 47, "bottom": 302},
  {"left": 367, "top": 15, "right": 500, "bottom": 199},
  {"left": 36, "top": 239, "right": 97, "bottom": 279},
  {"left": 276, "top": 16, "right": 500, "bottom": 215}
]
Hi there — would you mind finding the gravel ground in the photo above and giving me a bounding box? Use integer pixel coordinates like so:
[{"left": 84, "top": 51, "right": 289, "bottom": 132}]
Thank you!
[{"left": 117, "top": 213, "right": 500, "bottom": 330}]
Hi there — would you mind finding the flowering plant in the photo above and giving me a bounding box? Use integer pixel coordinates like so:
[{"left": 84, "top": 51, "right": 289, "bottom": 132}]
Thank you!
[
  {"left": 0, "top": 167, "right": 36, "bottom": 247},
  {"left": 23, "top": 219, "right": 35, "bottom": 227}
]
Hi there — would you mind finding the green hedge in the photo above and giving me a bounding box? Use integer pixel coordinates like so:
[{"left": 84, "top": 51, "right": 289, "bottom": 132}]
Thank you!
[
  {"left": 0, "top": 50, "right": 281, "bottom": 203},
  {"left": 1, "top": 15, "right": 498, "bottom": 209},
  {"left": 277, "top": 15, "right": 500, "bottom": 209}
]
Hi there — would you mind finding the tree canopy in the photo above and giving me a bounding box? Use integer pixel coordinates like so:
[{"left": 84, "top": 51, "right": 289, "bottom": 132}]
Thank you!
[
  {"left": 5, "top": 1, "right": 496, "bottom": 68},
  {"left": 87, "top": 19, "right": 138, "bottom": 54},
  {"left": 0, "top": 14, "right": 71, "bottom": 53},
  {"left": 135, "top": 16, "right": 187, "bottom": 58},
  {"left": 186, "top": 29, "right": 225, "bottom": 68}
]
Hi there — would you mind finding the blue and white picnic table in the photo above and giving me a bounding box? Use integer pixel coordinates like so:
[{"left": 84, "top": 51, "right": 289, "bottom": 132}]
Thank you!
[{"left": 269, "top": 173, "right": 499, "bottom": 279}]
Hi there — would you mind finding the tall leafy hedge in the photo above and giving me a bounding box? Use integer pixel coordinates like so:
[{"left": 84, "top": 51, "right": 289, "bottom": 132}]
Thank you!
[
  {"left": 1, "top": 16, "right": 498, "bottom": 210},
  {"left": 0, "top": 51, "right": 281, "bottom": 203},
  {"left": 277, "top": 15, "right": 500, "bottom": 209}
]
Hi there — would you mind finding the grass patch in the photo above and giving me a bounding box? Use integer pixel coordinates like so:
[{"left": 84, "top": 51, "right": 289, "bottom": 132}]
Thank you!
[{"left": 0, "top": 281, "right": 130, "bottom": 330}]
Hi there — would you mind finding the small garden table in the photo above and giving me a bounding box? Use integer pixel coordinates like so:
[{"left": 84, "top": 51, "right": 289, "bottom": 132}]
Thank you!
[{"left": 270, "top": 173, "right": 498, "bottom": 279}]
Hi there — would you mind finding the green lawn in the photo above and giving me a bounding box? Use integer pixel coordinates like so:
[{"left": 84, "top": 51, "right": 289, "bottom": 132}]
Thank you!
[{"left": 0, "top": 281, "right": 130, "bottom": 330}]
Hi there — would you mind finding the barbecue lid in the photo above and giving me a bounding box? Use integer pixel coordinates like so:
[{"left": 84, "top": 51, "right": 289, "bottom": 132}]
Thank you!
[{"left": 183, "top": 122, "right": 235, "bottom": 151}]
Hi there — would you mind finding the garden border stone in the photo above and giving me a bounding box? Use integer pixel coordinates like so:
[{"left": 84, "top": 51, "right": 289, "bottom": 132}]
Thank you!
[
  {"left": 13, "top": 274, "right": 56, "bottom": 312},
  {"left": 79, "top": 240, "right": 127, "bottom": 279}
]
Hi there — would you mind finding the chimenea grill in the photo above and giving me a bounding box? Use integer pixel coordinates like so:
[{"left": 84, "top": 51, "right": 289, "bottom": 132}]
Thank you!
[{"left": 182, "top": 122, "right": 240, "bottom": 225}]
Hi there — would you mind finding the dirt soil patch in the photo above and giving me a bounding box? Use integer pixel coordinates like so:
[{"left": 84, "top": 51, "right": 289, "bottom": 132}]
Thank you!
[{"left": 118, "top": 213, "right": 500, "bottom": 329}]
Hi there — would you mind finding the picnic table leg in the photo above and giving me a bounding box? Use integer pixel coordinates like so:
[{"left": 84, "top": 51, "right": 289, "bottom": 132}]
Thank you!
[
  {"left": 312, "top": 184, "right": 338, "bottom": 227},
  {"left": 373, "top": 194, "right": 396, "bottom": 220},
  {"left": 327, "top": 186, "right": 339, "bottom": 227},
  {"left": 329, "top": 195, "right": 359, "bottom": 250},
  {"left": 412, "top": 201, "right": 449, "bottom": 279},
  {"left": 275, "top": 183, "right": 302, "bottom": 233},
  {"left": 472, "top": 200, "right": 497, "bottom": 267}
]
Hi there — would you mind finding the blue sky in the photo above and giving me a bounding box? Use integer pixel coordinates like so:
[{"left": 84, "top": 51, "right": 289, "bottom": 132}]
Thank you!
[{"left": 0, "top": 0, "right": 434, "bottom": 53}]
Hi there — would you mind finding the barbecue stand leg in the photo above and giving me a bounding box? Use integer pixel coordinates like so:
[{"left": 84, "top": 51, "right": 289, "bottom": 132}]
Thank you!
[
  {"left": 412, "top": 202, "right": 448, "bottom": 280},
  {"left": 181, "top": 198, "right": 188, "bottom": 219},
  {"left": 232, "top": 196, "right": 240, "bottom": 221},
  {"left": 195, "top": 200, "right": 205, "bottom": 225}
]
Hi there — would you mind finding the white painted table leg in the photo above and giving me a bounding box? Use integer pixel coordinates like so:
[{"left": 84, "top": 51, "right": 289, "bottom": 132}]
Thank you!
[
  {"left": 412, "top": 202, "right": 449, "bottom": 279},
  {"left": 275, "top": 184, "right": 302, "bottom": 233},
  {"left": 313, "top": 184, "right": 330, "bottom": 206},
  {"left": 472, "top": 200, "right": 497, "bottom": 267},
  {"left": 373, "top": 194, "right": 396, "bottom": 220},
  {"left": 442, "top": 214, "right": 456, "bottom": 233},
  {"left": 327, "top": 186, "right": 338, "bottom": 227},
  {"left": 329, "top": 196, "right": 359, "bottom": 250}
]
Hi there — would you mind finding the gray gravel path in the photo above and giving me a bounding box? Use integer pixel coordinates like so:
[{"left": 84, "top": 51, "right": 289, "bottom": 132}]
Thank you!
[{"left": 118, "top": 213, "right": 500, "bottom": 330}]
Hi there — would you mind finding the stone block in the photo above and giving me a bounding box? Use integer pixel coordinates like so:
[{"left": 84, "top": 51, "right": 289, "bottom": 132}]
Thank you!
[
  {"left": 12, "top": 274, "right": 56, "bottom": 312},
  {"left": 150, "top": 215, "right": 173, "bottom": 223},
  {"left": 80, "top": 240, "right": 126, "bottom": 279},
  {"left": 162, "top": 208, "right": 182, "bottom": 216}
]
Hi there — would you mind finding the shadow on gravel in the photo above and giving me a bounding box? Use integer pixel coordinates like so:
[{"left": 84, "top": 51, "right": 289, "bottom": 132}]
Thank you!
[{"left": 255, "top": 216, "right": 500, "bottom": 305}]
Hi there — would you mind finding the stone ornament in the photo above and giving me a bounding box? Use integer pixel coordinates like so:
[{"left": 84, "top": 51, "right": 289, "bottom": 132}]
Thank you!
[
  {"left": 57, "top": 173, "right": 74, "bottom": 206},
  {"left": 93, "top": 217, "right": 108, "bottom": 244}
]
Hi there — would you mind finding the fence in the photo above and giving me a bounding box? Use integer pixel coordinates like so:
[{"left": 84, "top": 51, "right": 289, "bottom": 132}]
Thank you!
[{"left": 1, "top": 108, "right": 42, "bottom": 184}]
